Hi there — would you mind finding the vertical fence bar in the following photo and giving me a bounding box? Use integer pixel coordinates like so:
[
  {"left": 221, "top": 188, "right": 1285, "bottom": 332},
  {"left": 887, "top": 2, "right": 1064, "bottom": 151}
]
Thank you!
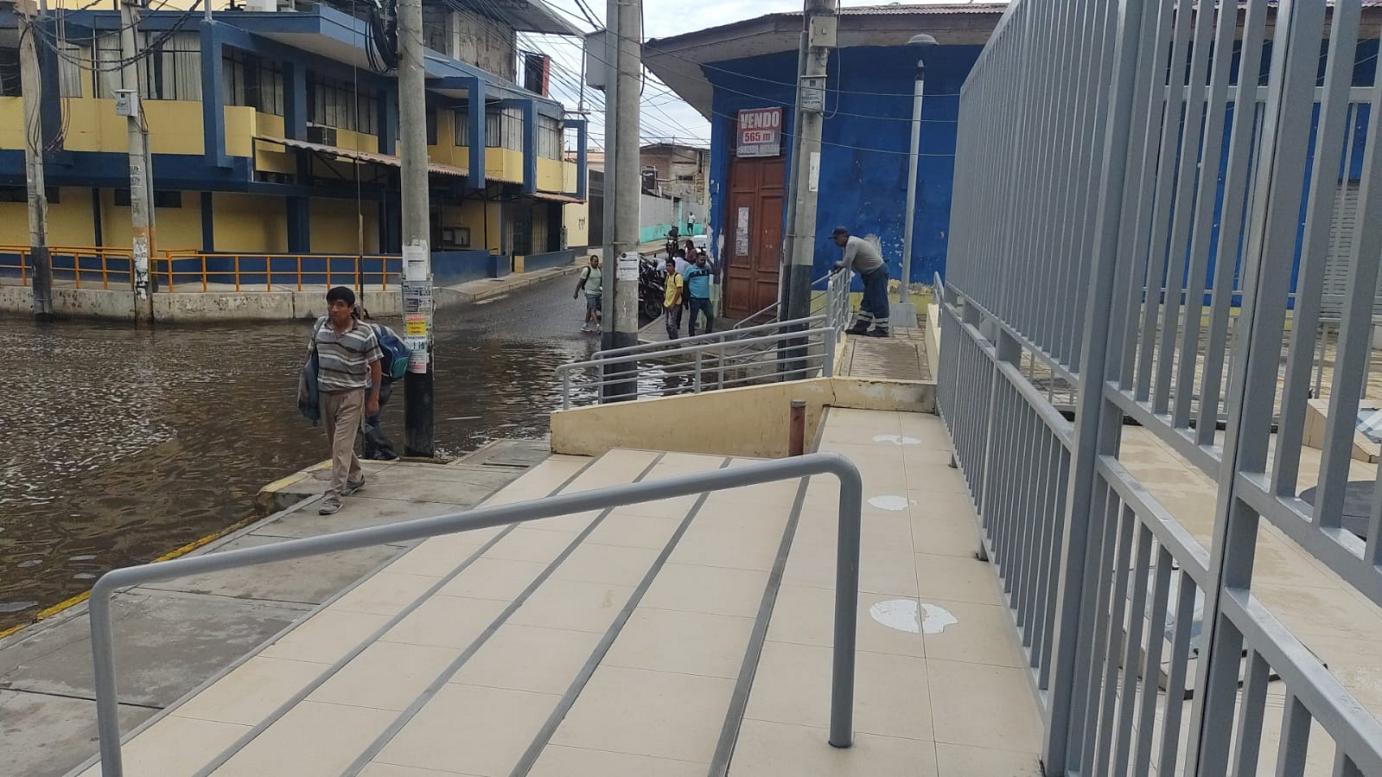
[{"left": 201, "top": 254, "right": 208, "bottom": 292}]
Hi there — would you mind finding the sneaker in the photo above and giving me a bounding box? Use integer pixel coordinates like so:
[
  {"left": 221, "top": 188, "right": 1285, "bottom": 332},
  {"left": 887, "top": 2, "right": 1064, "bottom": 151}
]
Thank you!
[
  {"left": 867, "top": 328, "right": 890, "bottom": 338},
  {"left": 343, "top": 479, "right": 365, "bottom": 496},
  {"left": 846, "top": 324, "right": 869, "bottom": 336},
  {"left": 318, "top": 496, "right": 342, "bottom": 515}
]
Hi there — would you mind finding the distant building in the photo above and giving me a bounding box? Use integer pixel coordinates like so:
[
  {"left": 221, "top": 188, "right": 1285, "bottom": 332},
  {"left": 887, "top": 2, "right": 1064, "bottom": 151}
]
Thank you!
[
  {"left": 645, "top": 4, "right": 1002, "bottom": 318},
  {"left": 0, "top": 0, "right": 590, "bottom": 274},
  {"left": 639, "top": 142, "right": 708, "bottom": 204}
]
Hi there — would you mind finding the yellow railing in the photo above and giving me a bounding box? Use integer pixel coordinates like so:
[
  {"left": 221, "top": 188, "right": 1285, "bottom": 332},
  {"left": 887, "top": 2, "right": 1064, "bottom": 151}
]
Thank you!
[
  {"left": 0, "top": 245, "right": 135, "bottom": 290},
  {"left": 0, "top": 246, "right": 402, "bottom": 293}
]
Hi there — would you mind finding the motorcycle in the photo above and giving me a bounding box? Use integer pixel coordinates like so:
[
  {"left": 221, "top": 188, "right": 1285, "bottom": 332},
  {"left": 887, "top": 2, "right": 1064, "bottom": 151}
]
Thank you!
[{"left": 639, "top": 255, "right": 667, "bottom": 321}]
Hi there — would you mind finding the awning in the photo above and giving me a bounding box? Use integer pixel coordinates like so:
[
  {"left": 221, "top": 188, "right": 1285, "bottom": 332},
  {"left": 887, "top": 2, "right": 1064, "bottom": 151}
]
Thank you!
[
  {"left": 534, "top": 190, "right": 584, "bottom": 204},
  {"left": 256, "top": 136, "right": 469, "bottom": 179}
]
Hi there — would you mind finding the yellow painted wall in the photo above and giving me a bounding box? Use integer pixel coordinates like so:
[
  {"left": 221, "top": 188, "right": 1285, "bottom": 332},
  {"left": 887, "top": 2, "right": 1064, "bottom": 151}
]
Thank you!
[
  {"left": 98, "top": 189, "right": 203, "bottom": 252},
  {"left": 563, "top": 201, "right": 590, "bottom": 249},
  {"left": 0, "top": 187, "right": 98, "bottom": 247},
  {"left": 0, "top": 97, "right": 22, "bottom": 151},
  {"left": 309, "top": 198, "right": 380, "bottom": 254},
  {"left": 251, "top": 113, "right": 295, "bottom": 174},
  {"left": 212, "top": 193, "right": 287, "bottom": 253},
  {"left": 56, "top": 99, "right": 205, "bottom": 155},
  {"left": 439, "top": 199, "right": 501, "bottom": 253},
  {"left": 537, "top": 158, "right": 563, "bottom": 192}
]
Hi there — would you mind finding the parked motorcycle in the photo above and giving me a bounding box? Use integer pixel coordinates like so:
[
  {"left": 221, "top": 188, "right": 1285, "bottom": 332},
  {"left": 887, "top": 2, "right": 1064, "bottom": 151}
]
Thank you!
[{"left": 639, "top": 255, "right": 667, "bottom": 321}]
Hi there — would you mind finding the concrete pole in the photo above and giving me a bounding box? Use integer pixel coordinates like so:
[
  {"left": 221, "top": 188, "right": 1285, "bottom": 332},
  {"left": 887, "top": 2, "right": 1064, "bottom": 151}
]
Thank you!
[
  {"left": 397, "top": 0, "right": 434, "bottom": 455},
  {"left": 17, "top": 0, "right": 52, "bottom": 319},
  {"left": 601, "top": 0, "right": 640, "bottom": 401},
  {"left": 781, "top": 0, "right": 837, "bottom": 323},
  {"left": 776, "top": 30, "right": 808, "bottom": 318},
  {"left": 894, "top": 59, "right": 926, "bottom": 329},
  {"left": 120, "top": 0, "right": 154, "bottom": 317}
]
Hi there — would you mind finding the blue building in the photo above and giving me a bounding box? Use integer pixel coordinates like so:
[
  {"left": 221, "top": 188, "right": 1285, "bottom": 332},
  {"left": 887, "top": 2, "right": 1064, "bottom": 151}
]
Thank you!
[{"left": 645, "top": 4, "right": 1003, "bottom": 319}]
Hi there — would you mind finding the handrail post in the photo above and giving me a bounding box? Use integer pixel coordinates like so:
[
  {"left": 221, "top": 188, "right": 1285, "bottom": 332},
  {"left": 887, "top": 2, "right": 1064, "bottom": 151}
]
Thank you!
[
  {"left": 235, "top": 255, "right": 241, "bottom": 292},
  {"left": 823, "top": 327, "right": 836, "bottom": 378},
  {"left": 694, "top": 350, "right": 703, "bottom": 393},
  {"left": 73, "top": 252, "right": 81, "bottom": 289},
  {"left": 89, "top": 579, "right": 122, "bottom": 777},
  {"left": 101, "top": 251, "right": 109, "bottom": 289},
  {"left": 561, "top": 369, "right": 571, "bottom": 410},
  {"left": 829, "top": 461, "right": 862, "bottom": 748}
]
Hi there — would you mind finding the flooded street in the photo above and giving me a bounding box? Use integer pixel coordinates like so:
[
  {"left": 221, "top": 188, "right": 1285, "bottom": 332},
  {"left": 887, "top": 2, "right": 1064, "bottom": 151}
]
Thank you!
[{"left": 0, "top": 275, "right": 601, "bottom": 630}]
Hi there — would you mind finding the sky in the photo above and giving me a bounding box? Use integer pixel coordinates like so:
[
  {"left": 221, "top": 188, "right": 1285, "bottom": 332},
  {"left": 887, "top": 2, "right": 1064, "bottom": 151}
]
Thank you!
[{"left": 524, "top": 0, "right": 1006, "bottom": 152}]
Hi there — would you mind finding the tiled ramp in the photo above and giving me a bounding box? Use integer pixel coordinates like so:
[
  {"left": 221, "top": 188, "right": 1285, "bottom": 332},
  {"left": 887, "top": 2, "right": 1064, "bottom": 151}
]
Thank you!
[{"left": 75, "top": 411, "right": 1041, "bottom": 777}]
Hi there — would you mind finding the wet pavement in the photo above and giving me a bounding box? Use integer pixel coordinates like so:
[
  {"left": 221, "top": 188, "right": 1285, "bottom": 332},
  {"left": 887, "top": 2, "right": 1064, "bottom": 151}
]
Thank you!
[{"left": 0, "top": 275, "right": 603, "bottom": 631}]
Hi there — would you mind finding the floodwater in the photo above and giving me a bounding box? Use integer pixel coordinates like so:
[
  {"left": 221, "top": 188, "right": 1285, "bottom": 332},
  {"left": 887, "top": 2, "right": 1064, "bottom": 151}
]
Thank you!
[{"left": 0, "top": 275, "right": 603, "bottom": 631}]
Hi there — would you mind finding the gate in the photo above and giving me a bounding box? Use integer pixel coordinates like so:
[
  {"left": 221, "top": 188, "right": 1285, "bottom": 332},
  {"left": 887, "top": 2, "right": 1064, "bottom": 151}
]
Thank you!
[{"left": 938, "top": 1, "right": 1382, "bottom": 775}]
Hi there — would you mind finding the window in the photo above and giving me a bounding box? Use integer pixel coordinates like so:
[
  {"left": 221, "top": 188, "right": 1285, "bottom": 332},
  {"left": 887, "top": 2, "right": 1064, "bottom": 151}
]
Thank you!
[
  {"left": 485, "top": 106, "right": 523, "bottom": 151},
  {"left": 454, "top": 109, "right": 468, "bottom": 146},
  {"left": 223, "top": 49, "right": 284, "bottom": 115},
  {"left": 441, "top": 227, "right": 470, "bottom": 249},
  {"left": 0, "top": 186, "right": 56, "bottom": 203},
  {"left": 0, "top": 49, "right": 18, "bottom": 97},
  {"left": 426, "top": 105, "right": 437, "bottom": 146},
  {"left": 537, "top": 115, "right": 561, "bottom": 159},
  {"left": 93, "top": 32, "right": 201, "bottom": 101},
  {"left": 307, "top": 74, "right": 378, "bottom": 134}
]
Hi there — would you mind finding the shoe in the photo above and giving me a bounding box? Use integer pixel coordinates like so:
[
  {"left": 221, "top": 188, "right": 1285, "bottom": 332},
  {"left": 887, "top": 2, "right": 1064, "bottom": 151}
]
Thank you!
[
  {"left": 867, "top": 328, "right": 890, "bottom": 338},
  {"left": 318, "top": 496, "right": 342, "bottom": 515},
  {"left": 343, "top": 479, "right": 365, "bottom": 496},
  {"left": 846, "top": 324, "right": 869, "bottom": 335}
]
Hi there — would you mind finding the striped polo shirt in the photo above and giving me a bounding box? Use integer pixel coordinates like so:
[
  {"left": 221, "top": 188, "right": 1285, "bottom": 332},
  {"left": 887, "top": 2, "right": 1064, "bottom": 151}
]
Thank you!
[{"left": 312, "top": 317, "right": 383, "bottom": 393}]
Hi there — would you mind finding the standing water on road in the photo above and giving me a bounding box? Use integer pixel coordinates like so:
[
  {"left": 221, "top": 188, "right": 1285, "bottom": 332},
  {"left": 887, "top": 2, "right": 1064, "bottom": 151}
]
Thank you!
[{"left": 0, "top": 275, "right": 599, "bottom": 631}]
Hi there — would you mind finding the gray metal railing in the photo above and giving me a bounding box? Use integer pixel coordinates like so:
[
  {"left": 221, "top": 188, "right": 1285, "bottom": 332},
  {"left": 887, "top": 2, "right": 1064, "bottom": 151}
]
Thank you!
[
  {"left": 941, "top": 1, "right": 1382, "bottom": 776},
  {"left": 730, "top": 272, "right": 836, "bottom": 330},
  {"left": 556, "top": 269, "right": 853, "bottom": 409},
  {"left": 87, "top": 454, "right": 864, "bottom": 776}
]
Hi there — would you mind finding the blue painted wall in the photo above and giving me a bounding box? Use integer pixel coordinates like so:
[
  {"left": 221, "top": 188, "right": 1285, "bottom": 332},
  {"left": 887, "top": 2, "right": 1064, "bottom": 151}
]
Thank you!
[{"left": 705, "top": 44, "right": 982, "bottom": 287}]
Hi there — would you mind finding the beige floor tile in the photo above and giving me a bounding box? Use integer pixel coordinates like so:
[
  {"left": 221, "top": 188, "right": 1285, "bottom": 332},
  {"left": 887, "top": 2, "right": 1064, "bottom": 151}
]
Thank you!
[
  {"left": 604, "top": 608, "right": 754, "bottom": 678},
  {"left": 382, "top": 595, "right": 508, "bottom": 649},
  {"left": 507, "top": 579, "right": 634, "bottom": 633},
  {"left": 438, "top": 557, "right": 546, "bottom": 601},
  {"left": 902, "top": 446, "right": 957, "bottom": 472},
  {"left": 1253, "top": 583, "right": 1382, "bottom": 641},
  {"left": 642, "top": 563, "right": 769, "bottom": 619},
  {"left": 484, "top": 528, "right": 578, "bottom": 564},
  {"left": 609, "top": 494, "right": 704, "bottom": 519},
  {"left": 670, "top": 518, "right": 785, "bottom": 571},
  {"left": 518, "top": 510, "right": 602, "bottom": 534},
  {"left": 728, "top": 719, "right": 938, "bottom": 777},
  {"left": 528, "top": 745, "right": 705, "bottom": 777},
  {"left": 822, "top": 444, "right": 910, "bottom": 491},
  {"left": 915, "top": 553, "right": 1004, "bottom": 606},
  {"left": 374, "top": 684, "right": 558, "bottom": 776},
  {"left": 334, "top": 571, "right": 450, "bottom": 617},
  {"left": 76, "top": 715, "right": 249, "bottom": 777},
  {"left": 211, "top": 701, "right": 396, "bottom": 777},
  {"left": 549, "top": 665, "right": 734, "bottom": 764},
  {"left": 795, "top": 508, "right": 912, "bottom": 549},
  {"left": 174, "top": 656, "right": 325, "bottom": 726},
  {"left": 584, "top": 510, "right": 682, "bottom": 549},
  {"left": 745, "top": 640, "right": 932, "bottom": 740},
  {"left": 927, "top": 658, "right": 1042, "bottom": 752},
  {"left": 358, "top": 763, "right": 474, "bottom": 776},
  {"left": 784, "top": 539, "right": 919, "bottom": 598},
  {"left": 767, "top": 585, "right": 925, "bottom": 658},
  {"left": 920, "top": 598, "right": 1027, "bottom": 668},
  {"left": 309, "top": 641, "right": 459, "bottom": 711},
  {"left": 897, "top": 413, "right": 952, "bottom": 446},
  {"left": 261, "top": 609, "right": 393, "bottom": 665},
  {"left": 909, "top": 490, "right": 978, "bottom": 522},
  {"left": 685, "top": 510, "right": 792, "bottom": 543},
  {"left": 934, "top": 743, "right": 1042, "bottom": 777},
  {"left": 451, "top": 624, "right": 601, "bottom": 695},
  {"left": 387, "top": 535, "right": 492, "bottom": 578},
  {"left": 820, "top": 411, "right": 903, "bottom": 444},
  {"left": 711, "top": 477, "right": 805, "bottom": 508},
  {"left": 902, "top": 465, "right": 970, "bottom": 496},
  {"left": 553, "top": 541, "right": 661, "bottom": 586},
  {"left": 911, "top": 512, "right": 984, "bottom": 558}
]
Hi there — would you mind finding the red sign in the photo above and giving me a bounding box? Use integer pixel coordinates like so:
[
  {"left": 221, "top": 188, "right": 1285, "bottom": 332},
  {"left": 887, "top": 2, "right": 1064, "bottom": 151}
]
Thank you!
[{"left": 737, "top": 107, "right": 782, "bottom": 158}]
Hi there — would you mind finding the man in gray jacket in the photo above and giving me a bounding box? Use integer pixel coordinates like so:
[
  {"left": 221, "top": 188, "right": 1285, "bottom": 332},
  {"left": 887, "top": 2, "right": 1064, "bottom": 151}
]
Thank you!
[{"left": 831, "top": 227, "right": 890, "bottom": 337}]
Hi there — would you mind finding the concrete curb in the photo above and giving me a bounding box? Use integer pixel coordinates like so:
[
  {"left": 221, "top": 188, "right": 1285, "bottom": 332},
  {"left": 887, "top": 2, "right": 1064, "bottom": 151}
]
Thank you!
[{"left": 434, "top": 263, "right": 582, "bottom": 308}]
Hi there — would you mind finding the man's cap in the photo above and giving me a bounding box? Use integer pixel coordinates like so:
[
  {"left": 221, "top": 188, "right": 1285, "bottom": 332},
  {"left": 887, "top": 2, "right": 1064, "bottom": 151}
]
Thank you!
[{"left": 831, "top": 226, "right": 850, "bottom": 237}]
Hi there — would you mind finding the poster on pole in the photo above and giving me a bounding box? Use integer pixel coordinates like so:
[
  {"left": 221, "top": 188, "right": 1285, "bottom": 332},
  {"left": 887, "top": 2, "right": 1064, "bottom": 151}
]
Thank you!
[
  {"left": 616, "top": 251, "right": 640, "bottom": 282},
  {"left": 736, "top": 107, "right": 782, "bottom": 158}
]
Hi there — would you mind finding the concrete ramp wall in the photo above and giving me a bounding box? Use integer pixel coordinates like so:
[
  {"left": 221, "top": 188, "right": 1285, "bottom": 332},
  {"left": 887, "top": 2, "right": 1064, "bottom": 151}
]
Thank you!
[{"left": 550, "top": 375, "right": 935, "bottom": 458}]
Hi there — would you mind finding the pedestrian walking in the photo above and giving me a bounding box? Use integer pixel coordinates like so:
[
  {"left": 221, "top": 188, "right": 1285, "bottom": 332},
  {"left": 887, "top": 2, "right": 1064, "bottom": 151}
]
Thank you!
[
  {"left": 575, "top": 254, "right": 603, "bottom": 334},
  {"left": 832, "top": 226, "right": 890, "bottom": 337},
  {"left": 663, "top": 255, "right": 684, "bottom": 340},
  {"left": 309, "top": 286, "right": 383, "bottom": 515},
  {"left": 684, "top": 251, "right": 715, "bottom": 337}
]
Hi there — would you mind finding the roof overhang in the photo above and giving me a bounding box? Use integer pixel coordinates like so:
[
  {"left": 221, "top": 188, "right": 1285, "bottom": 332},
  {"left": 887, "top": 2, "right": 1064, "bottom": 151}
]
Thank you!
[
  {"left": 643, "top": 4, "right": 1007, "bottom": 119},
  {"left": 451, "top": 0, "right": 581, "bottom": 36}
]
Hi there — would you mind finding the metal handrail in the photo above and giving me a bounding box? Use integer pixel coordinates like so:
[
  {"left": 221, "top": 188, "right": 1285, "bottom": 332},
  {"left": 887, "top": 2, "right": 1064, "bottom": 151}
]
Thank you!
[
  {"left": 557, "top": 325, "right": 837, "bottom": 409},
  {"left": 596, "top": 314, "right": 829, "bottom": 360},
  {"left": 731, "top": 272, "right": 834, "bottom": 330},
  {"left": 87, "top": 454, "right": 865, "bottom": 776}
]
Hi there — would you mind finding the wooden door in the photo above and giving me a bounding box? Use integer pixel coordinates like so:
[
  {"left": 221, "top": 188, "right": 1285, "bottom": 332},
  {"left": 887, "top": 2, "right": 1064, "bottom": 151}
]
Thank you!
[{"left": 724, "top": 154, "right": 785, "bottom": 319}]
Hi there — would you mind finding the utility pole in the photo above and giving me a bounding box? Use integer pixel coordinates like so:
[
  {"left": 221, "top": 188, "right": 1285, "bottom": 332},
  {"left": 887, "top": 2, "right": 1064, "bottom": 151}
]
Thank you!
[
  {"left": 18, "top": 0, "right": 53, "bottom": 319},
  {"left": 781, "top": 0, "right": 837, "bottom": 322},
  {"left": 601, "top": 0, "right": 640, "bottom": 401},
  {"left": 894, "top": 34, "right": 936, "bottom": 330},
  {"left": 397, "top": 0, "right": 434, "bottom": 455},
  {"left": 118, "top": 0, "right": 155, "bottom": 316}
]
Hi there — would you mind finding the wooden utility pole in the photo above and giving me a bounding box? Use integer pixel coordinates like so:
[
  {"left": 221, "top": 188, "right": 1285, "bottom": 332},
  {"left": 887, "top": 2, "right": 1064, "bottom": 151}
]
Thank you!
[
  {"left": 119, "top": 0, "right": 155, "bottom": 314},
  {"left": 18, "top": 0, "right": 53, "bottom": 319},
  {"left": 397, "top": 0, "right": 435, "bottom": 455}
]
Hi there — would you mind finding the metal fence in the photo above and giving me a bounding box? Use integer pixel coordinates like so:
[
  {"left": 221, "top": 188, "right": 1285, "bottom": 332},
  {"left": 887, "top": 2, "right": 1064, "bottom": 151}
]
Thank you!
[
  {"left": 556, "top": 268, "right": 853, "bottom": 409},
  {"left": 939, "top": 1, "right": 1382, "bottom": 775}
]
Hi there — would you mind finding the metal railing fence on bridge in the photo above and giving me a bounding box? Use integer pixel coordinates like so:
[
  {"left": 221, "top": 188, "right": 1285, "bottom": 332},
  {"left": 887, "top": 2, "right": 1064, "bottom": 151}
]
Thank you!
[
  {"left": 939, "top": 1, "right": 1382, "bottom": 776},
  {"left": 556, "top": 268, "right": 853, "bottom": 409}
]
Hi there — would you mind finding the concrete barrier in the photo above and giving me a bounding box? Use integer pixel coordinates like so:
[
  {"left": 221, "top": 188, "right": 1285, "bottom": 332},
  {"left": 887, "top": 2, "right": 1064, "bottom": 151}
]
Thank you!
[{"left": 550, "top": 375, "right": 935, "bottom": 458}]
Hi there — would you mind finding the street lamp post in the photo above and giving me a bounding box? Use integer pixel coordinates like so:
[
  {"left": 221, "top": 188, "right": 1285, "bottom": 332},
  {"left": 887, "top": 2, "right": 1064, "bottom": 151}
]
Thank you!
[{"left": 894, "top": 33, "right": 936, "bottom": 329}]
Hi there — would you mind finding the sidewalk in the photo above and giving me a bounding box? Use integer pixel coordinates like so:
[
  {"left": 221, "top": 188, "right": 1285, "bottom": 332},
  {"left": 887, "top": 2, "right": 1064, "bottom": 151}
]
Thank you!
[{"left": 0, "top": 441, "right": 549, "bottom": 777}]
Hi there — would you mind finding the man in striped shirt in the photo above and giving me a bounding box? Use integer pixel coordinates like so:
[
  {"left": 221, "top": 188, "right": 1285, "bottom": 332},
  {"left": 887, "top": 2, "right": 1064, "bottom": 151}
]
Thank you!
[{"left": 311, "top": 286, "right": 383, "bottom": 515}]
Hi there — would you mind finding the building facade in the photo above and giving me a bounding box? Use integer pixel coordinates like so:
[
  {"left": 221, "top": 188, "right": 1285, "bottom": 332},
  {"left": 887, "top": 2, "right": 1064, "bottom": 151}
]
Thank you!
[{"left": 0, "top": 0, "right": 588, "bottom": 279}]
